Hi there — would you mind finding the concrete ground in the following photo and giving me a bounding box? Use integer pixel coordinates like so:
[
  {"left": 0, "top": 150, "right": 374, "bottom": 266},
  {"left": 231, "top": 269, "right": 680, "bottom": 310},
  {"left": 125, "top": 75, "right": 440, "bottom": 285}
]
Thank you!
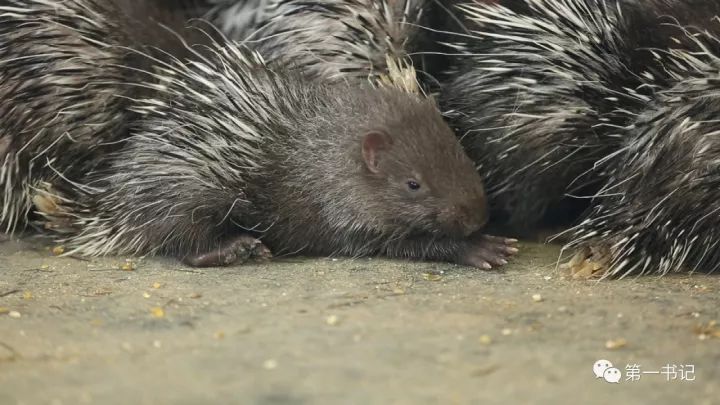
[{"left": 0, "top": 236, "right": 718, "bottom": 405}]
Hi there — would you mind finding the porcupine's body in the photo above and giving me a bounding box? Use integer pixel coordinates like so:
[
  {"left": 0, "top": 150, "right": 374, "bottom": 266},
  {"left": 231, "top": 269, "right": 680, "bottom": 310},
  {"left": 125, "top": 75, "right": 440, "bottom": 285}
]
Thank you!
[
  {"left": 0, "top": 0, "right": 211, "bottom": 233},
  {"left": 203, "top": 0, "right": 435, "bottom": 89},
  {"left": 35, "top": 37, "right": 517, "bottom": 268},
  {"left": 441, "top": 0, "right": 720, "bottom": 276},
  {"left": 439, "top": 0, "right": 678, "bottom": 230},
  {"left": 203, "top": 0, "right": 278, "bottom": 40},
  {"left": 566, "top": 3, "right": 720, "bottom": 277},
  {"left": 18, "top": 0, "right": 515, "bottom": 268}
]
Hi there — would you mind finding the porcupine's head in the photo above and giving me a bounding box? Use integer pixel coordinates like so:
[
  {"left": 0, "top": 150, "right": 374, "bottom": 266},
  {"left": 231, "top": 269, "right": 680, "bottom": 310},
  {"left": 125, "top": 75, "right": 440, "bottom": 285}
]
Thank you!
[{"left": 320, "top": 86, "right": 490, "bottom": 240}]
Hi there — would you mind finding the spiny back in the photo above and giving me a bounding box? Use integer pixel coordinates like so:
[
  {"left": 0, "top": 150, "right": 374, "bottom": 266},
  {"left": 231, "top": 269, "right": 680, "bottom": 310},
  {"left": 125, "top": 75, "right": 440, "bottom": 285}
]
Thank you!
[
  {"left": 206, "top": 0, "right": 427, "bottom": 90},
  {"left": 0, "top": 0, "right": 215, "bottom": 232}
]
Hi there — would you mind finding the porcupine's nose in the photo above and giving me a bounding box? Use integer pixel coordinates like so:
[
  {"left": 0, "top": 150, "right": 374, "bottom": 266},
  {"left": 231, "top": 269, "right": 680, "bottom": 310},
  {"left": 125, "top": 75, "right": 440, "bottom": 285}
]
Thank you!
[
  {"left": 450, "top": 199, "right": 488, "bottom": 237},
  {"left": 460, "top": 205, "right": 488, "bottom": 237}
]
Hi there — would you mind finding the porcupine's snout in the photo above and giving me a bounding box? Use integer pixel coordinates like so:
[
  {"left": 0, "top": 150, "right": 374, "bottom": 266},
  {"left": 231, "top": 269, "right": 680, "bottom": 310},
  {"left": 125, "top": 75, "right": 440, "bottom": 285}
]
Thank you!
[
  {"left": 439, "top": 198, "right": 488, "bottom": 238},
  {"left": 460, "top": 202, "right": 489, "bottom": 237}
]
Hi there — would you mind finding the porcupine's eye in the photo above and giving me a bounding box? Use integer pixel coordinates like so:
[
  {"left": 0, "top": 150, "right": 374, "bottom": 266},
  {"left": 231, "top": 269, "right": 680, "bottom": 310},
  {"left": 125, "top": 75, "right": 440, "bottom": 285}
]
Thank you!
[{"left": 407, "top": 180, "right": 421, "bottom": 191}]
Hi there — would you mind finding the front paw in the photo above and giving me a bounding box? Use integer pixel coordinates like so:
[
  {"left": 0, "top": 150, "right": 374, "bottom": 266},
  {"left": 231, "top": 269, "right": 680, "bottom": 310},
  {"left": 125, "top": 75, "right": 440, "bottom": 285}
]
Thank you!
[{"left": 457, "top": 235, "right": 519, "bottom": 269}]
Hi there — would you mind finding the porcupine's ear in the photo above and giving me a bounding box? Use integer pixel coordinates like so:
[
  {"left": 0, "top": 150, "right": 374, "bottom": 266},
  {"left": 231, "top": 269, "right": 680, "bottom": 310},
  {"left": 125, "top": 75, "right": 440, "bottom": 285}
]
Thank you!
[{"left": 361, "top": 130, "right": 393, "bottom": 174}]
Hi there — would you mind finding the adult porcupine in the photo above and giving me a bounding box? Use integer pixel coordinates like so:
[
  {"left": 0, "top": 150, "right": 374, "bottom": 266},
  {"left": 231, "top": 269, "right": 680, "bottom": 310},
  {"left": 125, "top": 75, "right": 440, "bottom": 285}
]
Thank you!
[
  {"left": 565, "top": 9, "right": 720, "bottom": 277},
  {"left": 438, "top": 0, "right": 691, "bottom": 231},
  {"left": 0, "top": 0, "right": 211, "bottom": 233},
  {"left": 34, "top": 37, "right": 518, "bottom": 268},
  {"left": 439, "top": 0, "right": 720, "bottom": 275}
]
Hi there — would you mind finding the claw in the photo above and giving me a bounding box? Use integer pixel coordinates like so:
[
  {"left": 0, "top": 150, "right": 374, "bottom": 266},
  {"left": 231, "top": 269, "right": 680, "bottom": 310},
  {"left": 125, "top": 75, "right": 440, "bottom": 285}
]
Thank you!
[{"left": 457, "top": 234, "right": 519, "bottom": 269}]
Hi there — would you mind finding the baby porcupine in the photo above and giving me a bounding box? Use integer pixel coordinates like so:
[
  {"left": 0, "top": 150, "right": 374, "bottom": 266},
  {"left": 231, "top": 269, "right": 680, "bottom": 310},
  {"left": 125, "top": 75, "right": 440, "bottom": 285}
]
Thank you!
[
  {"left": 22, "top": 2, "right": 516, "bottom": 268},
  {"left": 0, "top": 0, "right": 213, "bottom": 233}
]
